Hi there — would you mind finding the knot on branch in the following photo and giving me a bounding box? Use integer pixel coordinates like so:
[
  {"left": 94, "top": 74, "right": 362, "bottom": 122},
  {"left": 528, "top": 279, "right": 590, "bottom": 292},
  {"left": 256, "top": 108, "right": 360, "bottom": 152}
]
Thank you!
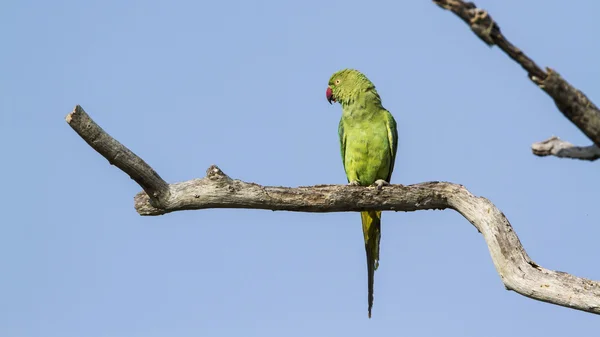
[
  {"left": 433, "top": 0, "right": 499, "bottom": 46},
  {"left": 433, "top": 0, "right": 474, "bottom": 11},
  {"left": 206, "top": 165, "right": 228, "bottom": 180},
  {"left": 468, "top": 9, "right": 498, "bottom": 46}
]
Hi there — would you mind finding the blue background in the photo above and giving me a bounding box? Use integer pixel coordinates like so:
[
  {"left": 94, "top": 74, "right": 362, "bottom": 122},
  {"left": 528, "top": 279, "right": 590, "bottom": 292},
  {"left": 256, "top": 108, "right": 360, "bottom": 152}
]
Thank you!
[{"left": 2, "top": 0, "right": 599, "bottom": 335}]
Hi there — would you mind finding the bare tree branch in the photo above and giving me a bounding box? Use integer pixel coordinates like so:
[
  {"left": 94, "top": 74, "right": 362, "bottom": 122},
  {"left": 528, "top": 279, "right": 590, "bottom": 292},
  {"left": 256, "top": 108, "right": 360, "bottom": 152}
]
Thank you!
[
  {"left": 67, "top": 105, "right": 600, "bottom": 315},
  {"left": 433, "top": 0, "right": 600, "bottom": 150},
  {"left": 65, "top": 105, "right": 170, "bottom": 207},
  {"left": 532, "top": 136, "right": 600, "bottom": 161}
]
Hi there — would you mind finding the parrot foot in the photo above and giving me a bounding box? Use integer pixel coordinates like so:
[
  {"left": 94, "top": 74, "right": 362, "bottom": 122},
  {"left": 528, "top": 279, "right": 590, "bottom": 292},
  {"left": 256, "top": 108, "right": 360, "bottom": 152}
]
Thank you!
[
  {"left": 348, "top": 181, "right": 361, "bottom": 186},
  {"left": 372, "top": 179, "right": 389, "bottom": 190}
]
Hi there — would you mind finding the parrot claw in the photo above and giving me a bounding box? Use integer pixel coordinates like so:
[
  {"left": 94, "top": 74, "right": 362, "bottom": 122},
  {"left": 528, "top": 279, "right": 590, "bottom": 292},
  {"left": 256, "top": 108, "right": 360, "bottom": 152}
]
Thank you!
[
  {"left": 372, "top": 179, "right": 389, "bottom": 190},
  {"left": 348, "top": 180, "right": 361, "bottom": 186}
]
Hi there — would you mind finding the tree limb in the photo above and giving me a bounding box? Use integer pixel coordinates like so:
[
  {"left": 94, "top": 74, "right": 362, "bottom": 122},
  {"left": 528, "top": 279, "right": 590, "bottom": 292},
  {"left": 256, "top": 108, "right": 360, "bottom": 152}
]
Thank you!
[
  {"left": 532, "top": 136, "right": 600, "bottom": 161},
  {"left": 65, "top": 105, "right": 170, "bottom": 207},
  {"left": 67, "top": 105, "right": 600, "bottom": 315},
  {"left": 433, "top": 0, "right": 600, "bottom": 150}
]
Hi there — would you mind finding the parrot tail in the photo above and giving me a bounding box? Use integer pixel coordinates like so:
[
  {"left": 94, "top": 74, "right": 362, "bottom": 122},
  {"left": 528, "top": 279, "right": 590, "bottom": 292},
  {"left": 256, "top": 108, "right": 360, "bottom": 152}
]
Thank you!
[{"left": 361, "top": 210, "right": 381, "bottom": 319}]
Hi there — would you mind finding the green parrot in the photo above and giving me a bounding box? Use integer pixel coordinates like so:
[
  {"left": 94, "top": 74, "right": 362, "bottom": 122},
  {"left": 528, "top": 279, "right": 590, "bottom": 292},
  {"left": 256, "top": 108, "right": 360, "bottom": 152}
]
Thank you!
[{"left": 326, "top": 69, "right": 398, "bottom": 318}]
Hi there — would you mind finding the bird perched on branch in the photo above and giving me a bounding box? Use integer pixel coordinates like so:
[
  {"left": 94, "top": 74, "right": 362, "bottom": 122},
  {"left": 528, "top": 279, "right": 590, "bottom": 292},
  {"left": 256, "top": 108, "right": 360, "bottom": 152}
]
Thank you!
[{"left": 326, "top": 69, "right": 398, "bottom": 318}]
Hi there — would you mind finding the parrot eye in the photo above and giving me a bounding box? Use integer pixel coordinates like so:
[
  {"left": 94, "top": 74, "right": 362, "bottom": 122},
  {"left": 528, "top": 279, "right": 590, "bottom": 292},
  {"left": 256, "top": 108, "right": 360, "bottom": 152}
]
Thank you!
[{"left": 335, "top": 79, "right": 341, "bottom": 85}]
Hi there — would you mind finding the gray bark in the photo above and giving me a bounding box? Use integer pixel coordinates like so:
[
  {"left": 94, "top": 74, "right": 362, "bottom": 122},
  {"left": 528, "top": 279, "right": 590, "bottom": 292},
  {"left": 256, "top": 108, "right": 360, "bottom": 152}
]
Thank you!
[
  {"left": 66, "top": 105, "right": 600, "bottom": 315},
  {"left": 532, "top": 136, "right": 600, "bottom": 161},
  {"left": 66, "top": 105, "right": 170, "bottom": 207}
]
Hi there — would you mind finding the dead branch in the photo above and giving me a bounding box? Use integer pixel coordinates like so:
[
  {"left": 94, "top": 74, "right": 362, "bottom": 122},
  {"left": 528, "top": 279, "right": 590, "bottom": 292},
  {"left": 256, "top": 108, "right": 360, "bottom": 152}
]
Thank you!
[
  {"left": 433, "top": 0, "right": 600, "bottom": 154},
  {"left": 66, "top": 105, "right": 170, "bottom": 207},
  {"left": 66, "top": 105, "right": 600, "bottom": 315},
  {"left": 532, "top": 136, "right": 600, "bottom": 161}
]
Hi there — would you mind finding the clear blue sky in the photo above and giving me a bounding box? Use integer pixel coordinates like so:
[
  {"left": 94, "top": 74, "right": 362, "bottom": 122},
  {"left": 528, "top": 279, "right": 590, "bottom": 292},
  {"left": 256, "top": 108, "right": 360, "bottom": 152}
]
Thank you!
[{"left": 2, "top": 0, "right": 599, "bottom": 335}]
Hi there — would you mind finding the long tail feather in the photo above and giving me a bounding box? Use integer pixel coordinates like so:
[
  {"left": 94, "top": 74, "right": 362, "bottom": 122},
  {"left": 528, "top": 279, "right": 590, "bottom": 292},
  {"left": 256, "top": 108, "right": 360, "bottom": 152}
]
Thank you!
[{"left": 361, "top": 210, "right": 381, "bottom": 318}]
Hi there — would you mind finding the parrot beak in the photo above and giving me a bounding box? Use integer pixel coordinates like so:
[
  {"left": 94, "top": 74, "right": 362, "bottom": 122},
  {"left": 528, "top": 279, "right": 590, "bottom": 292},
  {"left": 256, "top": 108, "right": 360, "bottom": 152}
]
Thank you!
[{"left": 326, "top": 87, "right": 335, "bottom": 104}]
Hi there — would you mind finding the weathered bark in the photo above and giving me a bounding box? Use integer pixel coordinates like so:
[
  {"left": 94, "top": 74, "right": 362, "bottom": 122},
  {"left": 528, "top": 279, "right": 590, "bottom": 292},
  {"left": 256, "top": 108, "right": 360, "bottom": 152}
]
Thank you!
[
  {"left": 433, "top": 0, "right": 600, "bottom": 152},
  {"left": 66, "top": 105, "right": 170, "bottom": 207},
  {"left": 532, "top": 136, "right": 600, "bottom": 161},
  {"left": 66, "top": 105, "right": 600, "bottom": 315}
]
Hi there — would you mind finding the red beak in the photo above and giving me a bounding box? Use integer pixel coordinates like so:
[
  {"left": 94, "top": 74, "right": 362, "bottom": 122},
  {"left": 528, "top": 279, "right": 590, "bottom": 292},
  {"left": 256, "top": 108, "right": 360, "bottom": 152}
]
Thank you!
[{"left": 326, "top": 87, "right": 334, "bottom": 104}]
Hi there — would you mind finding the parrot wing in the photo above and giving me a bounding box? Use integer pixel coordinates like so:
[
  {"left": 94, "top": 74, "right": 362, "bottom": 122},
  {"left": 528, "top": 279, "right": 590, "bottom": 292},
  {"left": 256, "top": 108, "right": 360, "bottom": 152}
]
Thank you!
[
  {"left": 384, "top": 110, "right": 398, "bottom": 183},
  {"left": 338, "top": 119, "right": 349, "bottom": 182}
]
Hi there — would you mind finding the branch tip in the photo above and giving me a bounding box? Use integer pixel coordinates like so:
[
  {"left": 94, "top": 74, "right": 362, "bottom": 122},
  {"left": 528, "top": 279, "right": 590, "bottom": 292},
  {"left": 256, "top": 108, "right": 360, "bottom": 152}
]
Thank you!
[
  {"left": 66, "top": 105, "right": 171, "bottom": 207},
  {"left": 65, "top": 105, "right": 82, "bottom": 124},
  {"left": 532, "top": 136, "right": 600, "bottom": 161}
]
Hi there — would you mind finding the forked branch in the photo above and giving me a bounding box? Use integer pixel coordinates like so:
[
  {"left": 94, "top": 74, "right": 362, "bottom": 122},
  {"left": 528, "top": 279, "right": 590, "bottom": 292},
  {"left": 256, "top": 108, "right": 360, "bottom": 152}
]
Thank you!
[
  {"left": 66, "top": 105, "right": 600, "bottom": 315},
  {"left": 433, "top": 0, "right": 600, "bottom": 157}
]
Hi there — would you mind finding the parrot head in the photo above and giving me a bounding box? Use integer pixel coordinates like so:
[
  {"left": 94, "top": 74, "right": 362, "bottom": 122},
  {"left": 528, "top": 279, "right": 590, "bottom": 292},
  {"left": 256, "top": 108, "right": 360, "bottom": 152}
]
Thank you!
[{"left": 326, "top": 69, "right": 379, "bottom": 106}]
